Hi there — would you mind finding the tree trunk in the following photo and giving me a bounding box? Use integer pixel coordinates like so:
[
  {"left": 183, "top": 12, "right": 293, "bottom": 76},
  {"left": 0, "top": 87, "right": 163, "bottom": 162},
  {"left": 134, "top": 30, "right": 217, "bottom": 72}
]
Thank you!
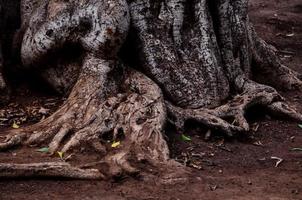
[{"left": 0, "top": 0, "right": 302, "bottom": 179}]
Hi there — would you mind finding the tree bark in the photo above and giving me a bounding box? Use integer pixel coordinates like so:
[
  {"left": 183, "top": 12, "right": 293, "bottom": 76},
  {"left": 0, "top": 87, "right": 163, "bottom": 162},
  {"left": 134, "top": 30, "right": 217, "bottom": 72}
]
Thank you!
[{"left": 0, "top": 0, "right": 301, "bottom": 179}]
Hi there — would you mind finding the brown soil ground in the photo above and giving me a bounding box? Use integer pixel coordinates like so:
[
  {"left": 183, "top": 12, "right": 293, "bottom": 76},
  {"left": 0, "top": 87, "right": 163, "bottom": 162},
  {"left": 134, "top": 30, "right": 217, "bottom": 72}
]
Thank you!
[{"left": 0, "top": 0, "right": 302, "bottom": 199}]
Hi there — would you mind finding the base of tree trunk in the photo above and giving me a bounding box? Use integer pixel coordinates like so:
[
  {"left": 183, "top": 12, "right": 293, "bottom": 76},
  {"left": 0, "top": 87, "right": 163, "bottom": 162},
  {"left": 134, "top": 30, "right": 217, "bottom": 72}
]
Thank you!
[
  {"left": 0, "top": 0, "right": 302, "bottom": 180},
  {"left": 0, "top": 64, "right": 172, "bottom": 179}
]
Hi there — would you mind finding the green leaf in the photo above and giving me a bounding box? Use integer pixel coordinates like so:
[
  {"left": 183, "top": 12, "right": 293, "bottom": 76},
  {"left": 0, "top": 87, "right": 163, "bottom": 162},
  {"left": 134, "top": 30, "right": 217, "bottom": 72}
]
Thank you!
[
  {"left": 111, "top": 141, "right": 121, "bottom": 148},
  {"left": 37, "top": 147, "right": 49, "bottom": 153},
  {"left": 181, "top": 134, "right": 191, "bottom": 142},
  {"left": 298, "top": 124, "right": 302, "bottom": 129},
  {"left": 57, "top": 151, "right": 64, "bottom": 159},
  {"left": 290, "top": 148, "right": 302, "bottom": 152}
]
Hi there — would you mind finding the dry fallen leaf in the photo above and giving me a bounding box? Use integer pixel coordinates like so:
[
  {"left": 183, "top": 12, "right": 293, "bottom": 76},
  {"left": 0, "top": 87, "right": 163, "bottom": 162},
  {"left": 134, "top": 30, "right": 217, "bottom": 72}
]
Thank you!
[
  {"left": 57, "top": 151, "right": 64, "bottom": 160},
  {"left": 12, "top": 122, "right": 20, "bottom": 129},
  {"left": 253, "top": 141, "right": 264, "bottom": 146},
  {"left": 111, "top": 141, "right": 121, "bottom": 148},
  {"left": 271, "top": 156, "right": 283, "bottom": 167}
]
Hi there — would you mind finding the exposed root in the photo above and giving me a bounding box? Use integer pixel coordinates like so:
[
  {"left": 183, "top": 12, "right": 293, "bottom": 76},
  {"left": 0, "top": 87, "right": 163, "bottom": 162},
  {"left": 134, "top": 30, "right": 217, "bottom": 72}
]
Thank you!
[
  {"left": 168, "top": 80, "right": 302, "bottom": 136},
  {"left": 104, "top": 152, "right": 140, "bottom": 177},
  {"left": 0, "top": 0, "right": 174, "bottom": 180},
  {"left": 267, "top": 102, "right": 302, "bottom": 120},
  {"left": 0, "top": 162, "right": 104, "bottom": 179},
  {"left": 0, "top": 67, "right": 170, "bottom": 179},
  {"left": 1, "top": 0, "right": 302, "bottom": 180},
  {"left": 0, "top": 135, "right": 23, "bottom": 151},
  {"left": 167, "top": 103, "right": 243, "bottom": 137},
  {"left": 248, "top": 24, "right": 302, "bottom": 90}
]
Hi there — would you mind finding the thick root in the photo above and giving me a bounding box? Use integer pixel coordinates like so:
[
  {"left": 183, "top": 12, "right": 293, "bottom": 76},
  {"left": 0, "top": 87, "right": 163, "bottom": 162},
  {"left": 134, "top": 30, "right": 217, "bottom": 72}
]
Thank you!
[
  {"left": 167, "top": 103, "right": 243, "bottom": 136},
  {"left": 0, "top": 69, "right": 170, "bottom": 179},
  {"left": 0, "top": 0, "right": 172, "bottom": 179},
  {"left": 168, "top": 80, "right": 302, "bottom": 136}
]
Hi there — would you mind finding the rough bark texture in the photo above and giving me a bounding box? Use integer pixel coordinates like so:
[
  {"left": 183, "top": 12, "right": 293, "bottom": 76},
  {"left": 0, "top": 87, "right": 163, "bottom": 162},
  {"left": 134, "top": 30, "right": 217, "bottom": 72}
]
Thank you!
[{"left": 0, "top": 0, "right": 302, "bottom": 179}]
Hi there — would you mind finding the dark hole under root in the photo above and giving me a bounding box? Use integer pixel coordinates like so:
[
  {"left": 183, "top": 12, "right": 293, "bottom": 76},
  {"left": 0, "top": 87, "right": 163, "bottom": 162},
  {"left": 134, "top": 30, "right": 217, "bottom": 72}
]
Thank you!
[
  {"left": 221, "top": 116, "right": 237, "bottom": 125},
  {"left": 244, "top": 104, "right": 270, "bottom": 122},
  {"left": 99, "top": 130, "right": 114, "bottom": 143},
  {"left": 118, "top": 29, "right": 141, "bottom": 69},
  {"left": 5, "top": 42, "right": 83, "bottom": 97},
  {"left": 115, "top": 127, "right": 126, "bottom": 141},
  {"left": 39, "top": 42, "right": 84, "bottom": 71}
]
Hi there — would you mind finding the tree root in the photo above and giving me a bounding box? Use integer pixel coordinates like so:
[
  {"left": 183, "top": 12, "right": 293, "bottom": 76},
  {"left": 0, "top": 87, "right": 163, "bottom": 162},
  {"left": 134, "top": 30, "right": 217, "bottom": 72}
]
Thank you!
[
  {"left": 0, "top": 162, "right": 104, "bottom": 179},
  {"left": 248, "top": 23, "right": 302, "bottom": 90},
  {"left": 0, "top": 0, "right": 173, "bottom": 180},
  {"left": 0, "top": 135, "right": 23, "bottom": 151},
  {"left": 167, "top": 80, "right": 302, "bottom": 136},
  {"left": 0, "top": 67, "right": 170, "bottom": 179},
  {"left": 1, "top": 0, "right": 302, "bottom": 180}
]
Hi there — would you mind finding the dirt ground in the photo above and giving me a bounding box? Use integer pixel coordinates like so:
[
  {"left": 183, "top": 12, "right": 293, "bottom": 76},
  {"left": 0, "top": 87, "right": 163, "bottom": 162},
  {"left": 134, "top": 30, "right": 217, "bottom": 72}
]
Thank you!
[{"left": 0, "top": 0, "right": 302, "bottom": 199}]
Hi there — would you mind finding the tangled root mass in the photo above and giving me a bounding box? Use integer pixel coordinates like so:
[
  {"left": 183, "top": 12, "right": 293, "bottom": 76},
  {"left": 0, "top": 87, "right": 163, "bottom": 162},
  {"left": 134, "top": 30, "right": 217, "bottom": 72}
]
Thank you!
[{"left": 0, "top": 0, "right": 301, "bottom": 179}]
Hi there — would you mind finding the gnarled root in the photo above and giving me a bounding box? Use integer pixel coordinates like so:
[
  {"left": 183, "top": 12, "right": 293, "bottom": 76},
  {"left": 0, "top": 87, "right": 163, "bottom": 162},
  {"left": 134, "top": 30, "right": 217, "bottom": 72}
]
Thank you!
[
  {"left": 168, "top": 79, "right": 302, "bottom": 136},
  {"left": 0, "top": 68, "right": 170, "bottom": 179}
]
